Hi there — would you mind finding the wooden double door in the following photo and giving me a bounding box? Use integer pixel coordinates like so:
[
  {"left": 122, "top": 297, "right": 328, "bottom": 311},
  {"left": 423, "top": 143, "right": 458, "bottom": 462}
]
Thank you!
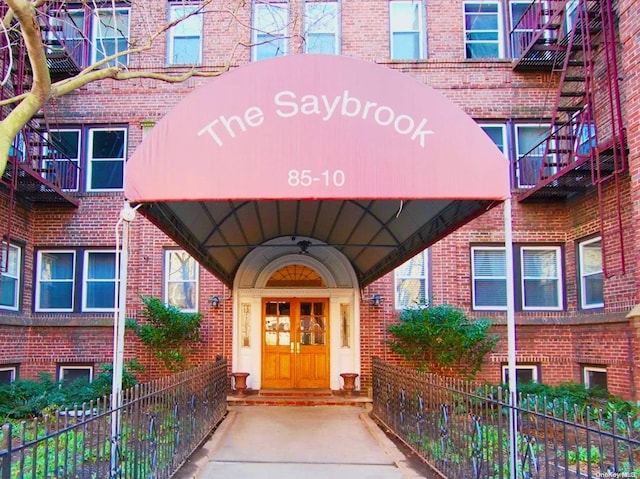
[{"left": 262, "top": 298, "right": 329, "bottom": 389}]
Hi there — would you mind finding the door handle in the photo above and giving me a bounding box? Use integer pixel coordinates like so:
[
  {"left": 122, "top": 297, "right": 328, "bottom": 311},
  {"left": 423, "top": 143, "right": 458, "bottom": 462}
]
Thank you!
[
  {"left": 296, "top": 342, "right": 300, "bottom": 354},
  {"left": 291, "top": 342, "right": 295, "bottom": 353}
]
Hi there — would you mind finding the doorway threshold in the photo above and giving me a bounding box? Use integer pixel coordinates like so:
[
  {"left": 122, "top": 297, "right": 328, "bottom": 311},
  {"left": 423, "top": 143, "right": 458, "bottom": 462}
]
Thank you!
[{"left": 227, "top": 389, "right": 372, "bottom": 407}]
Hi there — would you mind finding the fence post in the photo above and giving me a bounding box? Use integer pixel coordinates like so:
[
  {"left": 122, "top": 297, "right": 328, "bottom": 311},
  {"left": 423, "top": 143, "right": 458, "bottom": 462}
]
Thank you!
[{"left": 2, "top": 423, "right": 11, "bottom": 479}]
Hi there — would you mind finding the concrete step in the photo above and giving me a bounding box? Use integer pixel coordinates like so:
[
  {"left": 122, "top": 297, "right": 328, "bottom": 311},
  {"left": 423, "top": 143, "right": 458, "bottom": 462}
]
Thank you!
[{"left": 227, "top": 389, "right": 372, "bottom": 407}]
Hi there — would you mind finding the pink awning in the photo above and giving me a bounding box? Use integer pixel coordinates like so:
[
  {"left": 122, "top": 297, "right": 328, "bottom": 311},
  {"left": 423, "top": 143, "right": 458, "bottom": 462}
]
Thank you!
[
  {"left": 124, "top": 55, "right": 510, "bottom": 287},
  {"left": 126, "top": 54, "right": 509, "bottom": 203}
]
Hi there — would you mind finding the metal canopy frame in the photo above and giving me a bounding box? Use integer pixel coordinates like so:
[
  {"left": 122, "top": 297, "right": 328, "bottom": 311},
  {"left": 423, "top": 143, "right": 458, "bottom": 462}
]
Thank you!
[{"left": 138, "top": 198, "right": 496, "bottom": 288}]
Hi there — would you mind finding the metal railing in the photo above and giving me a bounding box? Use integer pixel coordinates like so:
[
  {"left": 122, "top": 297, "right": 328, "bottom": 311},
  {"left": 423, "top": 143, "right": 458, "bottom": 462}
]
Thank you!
[
  {"left": 10, "top": 124, "right": 82, "bottom": 192},
  {"left": 0, "top": 360, "right": 228, "bottom": 479},
  {"left": 372, "top": 358, "right": 640, "bottom": 479},
  {"left": 510, "top": 0, "right": 567, "bottom": 60}
]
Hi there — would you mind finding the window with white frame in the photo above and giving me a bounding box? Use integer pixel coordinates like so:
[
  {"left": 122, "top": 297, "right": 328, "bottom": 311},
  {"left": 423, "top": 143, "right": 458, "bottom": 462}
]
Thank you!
[
  {"left": 46, "top": 129, "right": 81, "bottom": 191},
  {"left": 389, "top": 1, "right": 425, "bottom": 60},
  {"left": 83, "top": 251, "right": 117, "bottom": 312},
  {"left": 304, "top": 1, "right": 339, "bottom": 54},
  {"left": 48, "top": 9, "right": 86, "bottom": 65},
  {"left": 509, "top": 1, "right": 534, "bottom": 33},
  {"left": 565, "top": 0, "right": 579, "bottom": 31},
  {"left": 502, "top": 364, "right": 539, "bottom": 384},
  {"left": 253, "top": 1, "right": 289, "bottom": 61},
  {"left": 583, "top": 366, "right": 607, "bottom": 391},
  {"left": 472, "top": 246, "right": 507, "bottom": 310},
  {"left": 0, "top": 366, "right": 17, "bottom": 384},
  {"left": 36, "top": 251, "right": 76, "bottom": 312},
  {"left": 164, "top": 250, "right": 199, "bottom": 311},
  {"left": 0, "top": 243, "right": 21, "bottom": 311},
  {"left": 521, "top": 246, "right": 563, "bottom": 310},
  {"left": 394, "top": 250, "right": 429, "bottom": 309},
  {"left": 509, "top": 0, "right": 537, "bottom": 57},
  {"left": 480, "top": 124, "right": 507, "bottom": 155},
  {"left": 91, "top": 8, "right": 130, "bottom": 67},
  {"left": 87, "top": 128, "right": 127, "bottom": 191},
  {"left": 463, "top": 2, "right": 502, "bottom": 59},
  {"left": 58, "top": 365, "right": 93, "bottom": 384},
  {"left": 515, "top": 124, "right": 549, "bottom": 188},
  {"left": 578, "top": 237, "right": 603, "bottom": 309},
  {"left": 168, "top": 3, "right": 203, "bottom": 64}
]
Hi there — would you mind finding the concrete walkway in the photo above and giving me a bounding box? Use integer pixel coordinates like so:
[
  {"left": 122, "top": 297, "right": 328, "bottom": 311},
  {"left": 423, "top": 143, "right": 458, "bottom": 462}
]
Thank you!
[{"left": 176, "top": 405, "right": 425, "bottom": 479}]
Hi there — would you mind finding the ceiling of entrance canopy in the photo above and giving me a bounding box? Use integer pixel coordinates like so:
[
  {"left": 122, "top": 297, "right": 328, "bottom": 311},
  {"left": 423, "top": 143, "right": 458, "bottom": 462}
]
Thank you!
[{"left": 126, "top": 54, "right": 510, "bottom": 288}]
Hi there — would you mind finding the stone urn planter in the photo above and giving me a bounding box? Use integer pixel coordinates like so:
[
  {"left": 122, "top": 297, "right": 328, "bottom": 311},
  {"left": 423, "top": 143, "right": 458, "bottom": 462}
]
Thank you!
[
  {"left": 231, "top": 372, "right": 250, "bottom": 396},
  {"left": 340, "top": 373, "right": 359, "bottom": 397}
]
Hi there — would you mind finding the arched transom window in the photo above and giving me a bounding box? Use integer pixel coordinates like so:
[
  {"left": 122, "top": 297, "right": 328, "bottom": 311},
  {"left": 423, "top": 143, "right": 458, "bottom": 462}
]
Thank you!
[{"left": 266, "top": 264, "right": 326, "bottom": 287}]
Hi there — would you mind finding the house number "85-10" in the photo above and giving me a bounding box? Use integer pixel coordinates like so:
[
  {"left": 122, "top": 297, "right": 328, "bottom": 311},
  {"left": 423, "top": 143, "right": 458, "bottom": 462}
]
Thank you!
[{"left": 288, "top": 169, "right": 346, "bottom": 187}]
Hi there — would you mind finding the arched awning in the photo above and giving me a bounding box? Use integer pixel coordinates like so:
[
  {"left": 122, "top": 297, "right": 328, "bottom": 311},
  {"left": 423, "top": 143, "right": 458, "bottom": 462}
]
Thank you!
[{"left": 125, "top": 54, "right": 510, "bottom": 287}]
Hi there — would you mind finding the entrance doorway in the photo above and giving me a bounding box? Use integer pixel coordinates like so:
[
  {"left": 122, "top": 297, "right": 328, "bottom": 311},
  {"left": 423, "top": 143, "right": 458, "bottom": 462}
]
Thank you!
[{"left": 262, "top": 298, "right": 329, "bottom": 389}]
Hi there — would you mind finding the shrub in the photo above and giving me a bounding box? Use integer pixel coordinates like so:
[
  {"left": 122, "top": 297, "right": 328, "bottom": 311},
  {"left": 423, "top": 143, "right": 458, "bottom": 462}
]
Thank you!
[
  {"left": 387, "top": 303, "right": 498, "bottom": 377},
  {"left": 127, "top": 296, "right": 202, "bottom": 371},
  {"left": 0, "top": 361, "right": 142, "bottom": 420}
]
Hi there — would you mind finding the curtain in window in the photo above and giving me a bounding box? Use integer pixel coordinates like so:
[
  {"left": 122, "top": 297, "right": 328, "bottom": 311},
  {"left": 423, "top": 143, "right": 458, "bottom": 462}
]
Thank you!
[
  {"left": 522, "top": 249, "right": 559, "bottom": 308},
  {"left": 391, "top": 2, "right": 422, "bottom": 60},
  {"left": 167, "top": 251, "right": 197, "bottom": 310},
  {"left": 86, "top": 252, "right": 116, "bottom": 309},
  {"left": 581, "top": 239, "right": 603, "bottom": 306},
  {"left": 39, "top": 253, "right": 74, "bottom": 309},
  {"left": 473, "top": 248, "right": 507, "bottom": 307}
]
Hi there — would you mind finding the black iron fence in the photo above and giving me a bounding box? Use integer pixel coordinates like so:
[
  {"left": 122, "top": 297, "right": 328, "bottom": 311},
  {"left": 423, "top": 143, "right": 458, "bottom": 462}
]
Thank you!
[
  {"left": 0, "top": 360, "right": 228, "bottom": 479},
  {"left": 372, "top": 358, "right": 640, "bottom": 479}
]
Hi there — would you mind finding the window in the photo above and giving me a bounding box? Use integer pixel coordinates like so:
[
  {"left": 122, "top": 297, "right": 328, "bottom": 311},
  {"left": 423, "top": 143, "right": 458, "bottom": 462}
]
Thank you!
[
  {"left": 0, "top": 243, "right": 21, "bottom": 311},
  {"left": 48, "top": 9, "right": 86, "bottom": 66},
  {"left": 36, "top": 249, "right": 117, "bottom": 313},
  {"left": 253, "top": 1, "right": 289, "bottom": 61},
  {"left": 304, "top": 1, "right": 339, "bottom": 54},
  {"left": 389, "top": 1, "right": 424, "bottom": 60},
  {"left": 480, "top": 124, "right": 507, "bottom": 154},
  {"left": 502, "top": 364, "right": 539, "bottom": 384},
  {"left": 472, "top": 247, "right": 507, "bottom": 310},
  {"left": 83, "top": 251, "right": 117, "bottom": 312},
  {"left": 0, "top": 366, "right": 17, "bottom": 384},
  {"left": 46, "top": 129, "right": 81, "bottom": 191},
  {"left": 164, "top": 250, "right": 199, "bottom": 312},
  {"left": 583, "top": 366, "right": 607, "bottom": 391},
  {"left": 510, "top": 0, "right": 535, "bottom": 57},
  {"left": 521, "top": 246, "right": 563, "bottom": 310},
  {"left": 565, "top": 0, "right": 579, "bottom": 31},
  {"left": 87, "top": 128, "right": 127, "bottom": 191},
  {"left": 45, "top": 9, "right": 87, "bottom": 65},
  {"left": 46, "top": 126, "right": 127, "bottom": 192},
  {"left": 46, "top": 7, "right": 130, "bottom": 68},
  {"left": 91, "top": 8, "right": 130, "bottom": 67},
  {"left": 395, "top": 250, "right": 429, "bottom": 309},
  {"left": 515, "top": 124, "right": 549, "bottom": 187},
  {"left": 36, "top": 251, "right": 76, "bottom": 312},
  {"left": 168, "top": 3, "right": 203, "bottom": 64},
  {"left": 59, "top": 365, "right": 93, "bottom": 384},
  {"left": 472, "top": 244, "right": 564, "bottom": 311},
  {"left": 464, "top": 2, "right": 502, "bottom": 59},
  {"left": 578, "top": 237, "right": 603, "bottom": 309}
]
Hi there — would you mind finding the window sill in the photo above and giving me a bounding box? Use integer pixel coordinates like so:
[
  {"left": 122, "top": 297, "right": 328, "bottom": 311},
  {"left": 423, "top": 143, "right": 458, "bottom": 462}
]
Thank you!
[{"left": 0, "top": 314, "right": 113, "bottom": 327}]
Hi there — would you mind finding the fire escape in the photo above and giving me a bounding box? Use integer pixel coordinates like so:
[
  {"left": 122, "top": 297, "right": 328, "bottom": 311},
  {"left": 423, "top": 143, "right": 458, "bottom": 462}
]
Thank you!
[
  {"left": 511, "top": 0, "right": 627, "bottom": 274},
  {"left": 0, "top": 2, "right": 83, "bottom": 251}
]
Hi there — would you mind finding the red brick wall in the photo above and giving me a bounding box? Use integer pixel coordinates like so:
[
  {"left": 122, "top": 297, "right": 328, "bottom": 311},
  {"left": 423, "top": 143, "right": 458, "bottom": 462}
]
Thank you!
[{"left": 1, "top": 0, "right": 639, "bottom": 402}]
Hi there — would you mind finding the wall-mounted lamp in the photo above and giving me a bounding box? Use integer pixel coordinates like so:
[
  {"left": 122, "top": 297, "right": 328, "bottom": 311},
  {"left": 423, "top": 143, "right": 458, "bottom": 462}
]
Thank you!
[
  {"left": 371, "top": 294, "right": 383, "bottom": 307},
  {"left": 210, "top": 296, "right": 220, "bottom": 308}
]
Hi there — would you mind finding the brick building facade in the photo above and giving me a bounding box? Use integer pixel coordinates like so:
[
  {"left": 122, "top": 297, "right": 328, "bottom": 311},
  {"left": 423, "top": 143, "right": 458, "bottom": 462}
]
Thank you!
[{"left": 1, "top": 0, "right": 639, "bottom": 399}]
